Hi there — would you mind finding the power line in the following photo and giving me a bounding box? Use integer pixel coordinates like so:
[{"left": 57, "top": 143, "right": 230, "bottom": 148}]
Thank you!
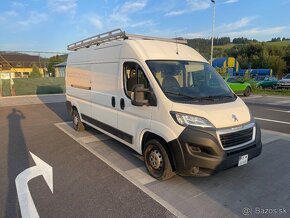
[{"left": 0, "top": 50, "right": 67, "bottom": 55}]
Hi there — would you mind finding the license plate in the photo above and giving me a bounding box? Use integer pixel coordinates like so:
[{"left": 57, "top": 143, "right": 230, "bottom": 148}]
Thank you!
[{"left": 238, "top": 154, "right": 248, "bottom": 166}]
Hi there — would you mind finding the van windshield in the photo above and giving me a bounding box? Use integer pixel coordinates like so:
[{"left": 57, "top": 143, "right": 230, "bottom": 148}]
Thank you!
[{"left": 146, "top": 60, "right": 236, "bottom": 104}]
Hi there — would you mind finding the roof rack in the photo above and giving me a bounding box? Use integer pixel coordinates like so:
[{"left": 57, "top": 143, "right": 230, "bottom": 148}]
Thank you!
[{"left": 67, "top": 28, "right": 187, "bottom": 51}]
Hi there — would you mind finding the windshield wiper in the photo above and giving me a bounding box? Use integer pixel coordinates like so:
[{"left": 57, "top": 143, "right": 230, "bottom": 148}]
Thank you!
[
  {"left": 164, "top": 91, "right": 197, "bottom": 99},
  {"left": 209, "top": 95, "right": 233, "bottom": 99},
  {"left": 192, "top": 95, "right": 233, "bottom": 101},
  {"left": 164, "top": 91, "right": 202, "bottom": 100},
  {"left": 164, "top": 91, "right": 215, "bottom": 101}
]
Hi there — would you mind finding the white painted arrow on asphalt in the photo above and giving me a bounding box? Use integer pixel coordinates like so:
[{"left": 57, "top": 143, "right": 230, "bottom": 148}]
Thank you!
[{"left": 15, "top": 152, "right": 53, "bottom": 218}]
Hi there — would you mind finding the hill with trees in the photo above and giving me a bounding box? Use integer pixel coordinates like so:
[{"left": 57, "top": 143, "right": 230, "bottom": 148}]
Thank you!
[{"left": 187, "top": 37, "right": 290, "bottom": 78}]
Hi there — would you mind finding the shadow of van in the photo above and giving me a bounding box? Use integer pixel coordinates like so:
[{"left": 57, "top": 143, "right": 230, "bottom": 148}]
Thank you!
[{"left": 36, "top": 86, "right": 71, "bottom": 123}]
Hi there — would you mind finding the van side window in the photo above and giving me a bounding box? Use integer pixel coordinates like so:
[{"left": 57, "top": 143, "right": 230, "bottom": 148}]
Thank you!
[{"left": 123, "top": 62, "right": 149, "bottom": 98}]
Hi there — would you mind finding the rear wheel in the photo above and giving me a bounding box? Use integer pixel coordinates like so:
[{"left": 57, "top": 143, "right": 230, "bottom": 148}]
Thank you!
[
  {"left": 244, "top": 86, "right": 251, "bottom": 97},
  {"left": 72, "top": 109, "right": 85, "bottom": 131},
  {"left": 144, "top": 139, "right": 175, "bottom": 180}
]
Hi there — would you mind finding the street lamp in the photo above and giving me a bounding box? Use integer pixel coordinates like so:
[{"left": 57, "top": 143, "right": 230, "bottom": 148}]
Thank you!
[{"left": 210, "top": 0, "right": 216, "bottom": 65}]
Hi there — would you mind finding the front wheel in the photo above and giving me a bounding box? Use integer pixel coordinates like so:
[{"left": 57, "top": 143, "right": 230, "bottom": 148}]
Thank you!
[
  {"left": 72, "top": 109, "right": 85, "bottom": 131},
  {"left": 144, "top": 139, "right": 175, "bottom": 180},
  {"left": 244, "top": 86, "right": 251, "bottom": 97}
]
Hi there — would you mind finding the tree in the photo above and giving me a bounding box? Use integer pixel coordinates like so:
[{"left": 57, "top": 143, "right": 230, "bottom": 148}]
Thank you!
[
  {"left": 236, "top": 55, "right": 248, "bottom": 69},
  {"left": 232, "top": 37, "right": 258, "bottom": 44},
  {"left": 284, "top": 45, "right": 290, "bottom": 69},
  {"left": 264, "top": 55, "right": 287, "bottom": 78},
  {"left": 30, "top": 64, "right": 42, "bottom": 78},
  {"left": 46, "top": 55, "right": 66, "bottom": 77}
]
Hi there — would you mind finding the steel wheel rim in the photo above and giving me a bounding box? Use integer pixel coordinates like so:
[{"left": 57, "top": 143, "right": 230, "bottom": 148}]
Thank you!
[
  {"left": 149, "top": 149, "right": 163, "bottom": 170},
  {"left": 73, "top": 113, "right": 79, "bottom": 126}
]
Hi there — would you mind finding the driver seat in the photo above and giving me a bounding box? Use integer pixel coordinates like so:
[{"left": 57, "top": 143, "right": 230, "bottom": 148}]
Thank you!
[{"left": 162, "top": 76, "right": 180, "bottom": 93}]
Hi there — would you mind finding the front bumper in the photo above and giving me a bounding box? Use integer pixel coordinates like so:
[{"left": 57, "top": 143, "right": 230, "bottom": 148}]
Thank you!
[
  {"left": 168, "top": 122, "right": 262, "bottom": 176},
  {"left": 277, "top": 83, "right": 290, "bottom": 89}
]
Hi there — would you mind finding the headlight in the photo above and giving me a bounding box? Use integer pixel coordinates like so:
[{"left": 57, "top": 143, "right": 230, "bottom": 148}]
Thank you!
[{"left": 170, "top": 111, "right": 215, "bottom": 128}]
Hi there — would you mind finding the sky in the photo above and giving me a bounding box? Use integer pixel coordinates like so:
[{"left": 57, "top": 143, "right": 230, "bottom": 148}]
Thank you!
[{"left": 0, "top": 0, "right": 290, "bottom": 53}]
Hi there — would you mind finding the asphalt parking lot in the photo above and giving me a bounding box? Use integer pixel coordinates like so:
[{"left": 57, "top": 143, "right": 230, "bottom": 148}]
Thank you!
[{"left": 0, "top": 94, "right": 289, "bottom": 218}]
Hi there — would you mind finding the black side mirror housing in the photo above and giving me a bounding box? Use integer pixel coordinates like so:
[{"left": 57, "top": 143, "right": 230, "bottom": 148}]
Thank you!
[{"left": 131, "top": 84, "right": 150, "bottom": 106}]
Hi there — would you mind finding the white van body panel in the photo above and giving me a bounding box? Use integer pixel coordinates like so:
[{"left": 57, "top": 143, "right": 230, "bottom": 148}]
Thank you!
[
  {"left": 171, "top": 97, "right": 251, "bottom": 129},
  {"left": 66, "top": 65, "right": 92, "bottom": 118},
  {"left": 90, "top": 61, "right": 119, "bottom": 129},
  {"left": 67, "top": 44, "right": 121, "bottom": 130}
]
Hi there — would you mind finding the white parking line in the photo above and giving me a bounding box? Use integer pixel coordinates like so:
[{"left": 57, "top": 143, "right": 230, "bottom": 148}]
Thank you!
[
  {"left": 242, "top": 95, "right": 263, "bottom": 99},
  {"left": 125, "top": 167, "right": 156, "bottom": 185},
  {"left": 255, "top": 117, "right": 290, "bottom": 125},
  {"left": 268, "top": 100, "right": 290, "bottom": 106},
  {"left": 267, "top": 109, "right": 290, "bottom": 113},
  {"left": 55, "top": 122, "right": 186, "bottom": 218}
]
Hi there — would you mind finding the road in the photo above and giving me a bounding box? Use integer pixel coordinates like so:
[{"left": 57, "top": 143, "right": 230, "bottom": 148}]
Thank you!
[
  {"left": 0, "top": 95, "right": 175, "bottom": 218},
  {"left": 242, "top": 95, "right": 290, "bottom": 134},
  {"left": 0, "top": 94, "right": 289, "bottom": 218}
]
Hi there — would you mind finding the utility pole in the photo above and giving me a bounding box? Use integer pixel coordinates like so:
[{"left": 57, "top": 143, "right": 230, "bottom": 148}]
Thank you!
[{"left": 210, "top": 0, "right": 216, "bottom": 66}]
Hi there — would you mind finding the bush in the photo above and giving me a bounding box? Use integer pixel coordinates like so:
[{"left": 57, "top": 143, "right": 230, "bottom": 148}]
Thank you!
[{"left": 30, "top": 64, "right": 42, "bottom": 78}]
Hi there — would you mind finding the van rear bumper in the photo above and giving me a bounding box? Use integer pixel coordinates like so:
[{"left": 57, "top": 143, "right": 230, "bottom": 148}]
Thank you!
[{"left": 169, "top": 122, "right": 262, "bottom": 176}]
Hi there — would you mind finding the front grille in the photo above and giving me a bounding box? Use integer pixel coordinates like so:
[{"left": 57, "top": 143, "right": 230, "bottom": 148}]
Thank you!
[{"left": 219, "top": 127, "right": 253, "bottom": 149}]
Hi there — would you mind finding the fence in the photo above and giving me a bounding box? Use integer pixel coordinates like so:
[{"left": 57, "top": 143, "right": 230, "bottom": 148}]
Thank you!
[{"left": 1, "top": 78, "right": 65, "bottom": 96}]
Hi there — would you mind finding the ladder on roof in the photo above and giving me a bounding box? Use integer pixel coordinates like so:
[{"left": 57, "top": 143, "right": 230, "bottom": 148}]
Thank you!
[{"left": 67, "top": 28, "right": 187, "bottom": 51}]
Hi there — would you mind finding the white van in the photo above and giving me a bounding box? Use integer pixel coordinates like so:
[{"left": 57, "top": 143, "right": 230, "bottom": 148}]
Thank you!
[{"left": 66, "top": 29, "right": 262, "bottom": 180}]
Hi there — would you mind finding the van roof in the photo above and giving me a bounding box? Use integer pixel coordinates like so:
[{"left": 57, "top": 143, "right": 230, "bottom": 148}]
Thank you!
[
  {"left": 68, "top": 39, "right": 207, "bottom": 64},
  {"left": 67, "top": 29, "right": 207, "bottom": 63},
  {"left": 67, "top": 29, "right": 187, "bottom": 51},
  {"left": 122, "top": 39, "right": 207, "bottom": 62}
]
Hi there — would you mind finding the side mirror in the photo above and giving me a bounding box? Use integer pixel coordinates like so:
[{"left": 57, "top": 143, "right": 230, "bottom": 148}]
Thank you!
[{"left": 131, "top": 84, "right": 150, "bottom": 106}]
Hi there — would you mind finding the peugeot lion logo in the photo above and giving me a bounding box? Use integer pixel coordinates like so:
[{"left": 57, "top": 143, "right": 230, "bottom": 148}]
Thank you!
[{"left": 232, "top": 114, "right": 238, "bottom": 122}]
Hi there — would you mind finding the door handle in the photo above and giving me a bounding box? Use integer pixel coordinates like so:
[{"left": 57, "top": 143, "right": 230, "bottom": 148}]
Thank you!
[
  {"left": 120, "top": 98, "right": 125, "bottom": 110},
  {"left": 111, "top": 96, "right": 116, "bottom": 108}
]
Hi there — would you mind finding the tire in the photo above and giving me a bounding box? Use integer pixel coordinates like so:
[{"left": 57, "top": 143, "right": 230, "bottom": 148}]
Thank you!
[
  {"left": 243, "top": 86, "right": 251, "bottom": 97},
  {"left": 272, "top": 85, "right": 277, "bottom": 89},
  {"left": 144, "top": 139, "right": 175, "bottom": 180},
  {"left": 72, "top": 109, "right": 85, "bottom": 131}
]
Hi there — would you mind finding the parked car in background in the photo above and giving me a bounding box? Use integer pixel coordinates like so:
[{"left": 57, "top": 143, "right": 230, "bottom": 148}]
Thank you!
[
  {"left": 225, "top": 76, "right": 252, "bottom": 97},
  {"left": 277, "top": 74, "right": 290, "bottom": 89},
  {"left": 253, "top": 75, "right": 266, "bottom": 81},
  {"left": 256, "top": 76, "right": 278, "bottom": 89}
]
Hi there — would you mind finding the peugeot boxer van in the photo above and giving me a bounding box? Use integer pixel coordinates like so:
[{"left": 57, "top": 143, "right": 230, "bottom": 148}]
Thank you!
[{"left": 66, "top": 29, "right": 262, "bottom": 180}]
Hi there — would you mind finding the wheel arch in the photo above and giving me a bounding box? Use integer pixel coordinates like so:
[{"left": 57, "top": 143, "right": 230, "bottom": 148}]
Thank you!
[
  {"left": 141, "top": 131, "right": 176, "bottom": 171},
  {"left": 70, "top": 100, "right": 81, "bottom": 116}
]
